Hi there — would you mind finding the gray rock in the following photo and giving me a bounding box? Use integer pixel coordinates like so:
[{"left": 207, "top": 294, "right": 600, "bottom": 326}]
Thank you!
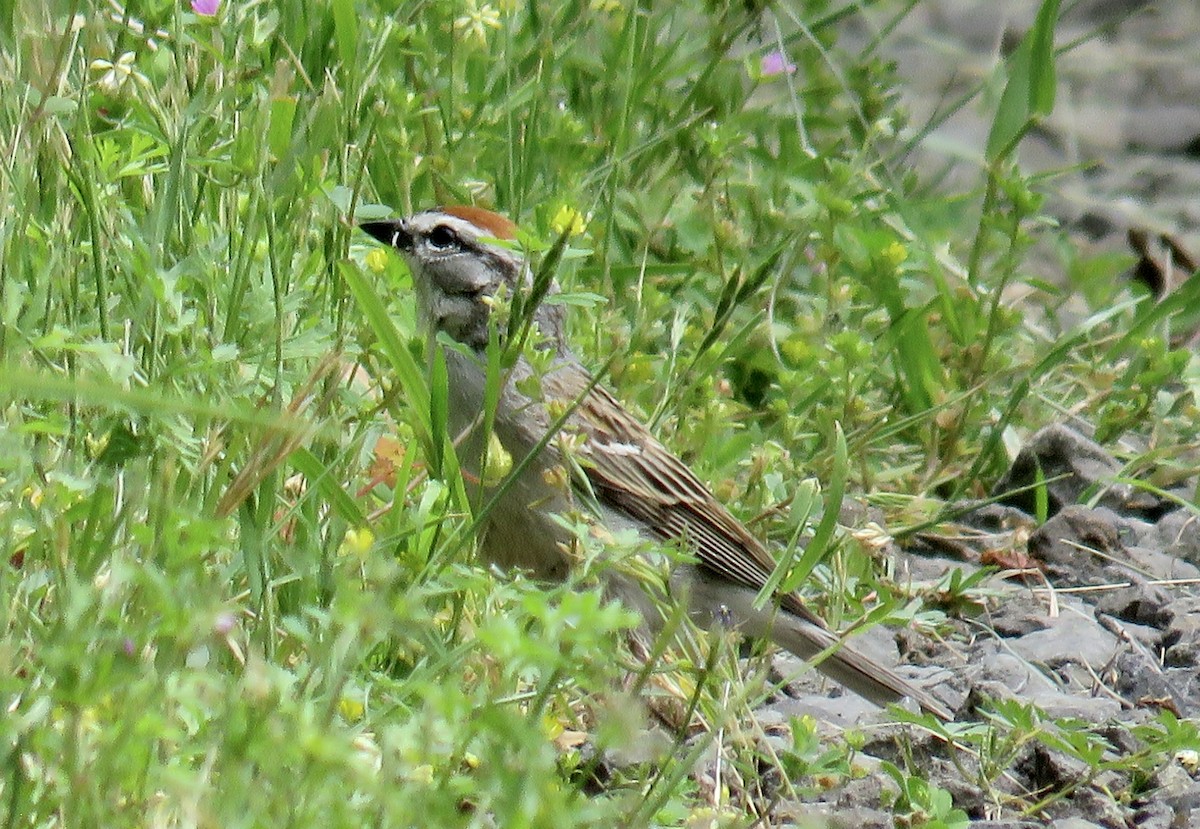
[
  {"left": 1146, "top": 509, "right": 1200, "bottom": 567},
  {"left": 1165, "top": 641, "right": 1200, "bottom": 669},
  {"left": 1022, "top": 505, "right": 1199, "bottom": 588},
  {"left": 925, "top": 0, "right": 1013, "bottom": 50},
  {"left": 1164, "top": 597, "right": 1200, "bottom": 647},
  {"left": 1066, "top": 0, "right": 1152, "bottom": 27},
  {"left": 1164, "top": 597, "right": 1200, "bottom": 677},
  {"left": 961, "top": 503, "right": 1040, "bottom": 535},
  {"left": 1105, "top": 650, "right": 1194, "bottom": 716},
  {"left": 1045, "top": 785, "right": 1130, "bottom": 828},
  {"left": 752, "top": 3, "right": 1200, "bottom": 821},
  {"left": 988, "top": 591, "right": 1053, "bottom": 637},
  {"left": 820, "top": 806, "right": 892, "bottom": 829},
  {"left": 1007, "top": 604, "right": 1119, "bottom": 670},
  {"left": 1126, "top": 104, "right": 1200, "bottom": 153},
  {"left": 1147, "top": 760, "right": 1200, "bottom": 817},
  {"left": 1014, "top": 742, "right": 1090, "bottom": 794},
  {"left": 1048, "top": 819, "right": 1105, "bottom": 829},
  {"left": 1032, "top": 693, "right": 1124, "bottom": 723},
  {"left": 971, "top": 650, "right": 1123, "bottom": 722},
  {"left": 1097, "top": 615, "right": 1161, "bottom": 651},
  {"left": 1091, "top": 506, "right": 1157, "bottom": 548},
  {"left": 1094, "top": 582, "right": 1173, "bottom": 628},
  {"left": 1120, "top": 543, "right": 1200, "bottom": 583},
  {"left": 1165, "top": 667, "right": 1200, "bottom": 712},
  {"left": 1131, "top": 801, "right": 1177, "bottom": 829},
  {"left": 994, "top": 424, "right": 1163, "bottom": 519},
  {"left": 773, "top": 681, "right": 879, "bottom": 726},
  {"left": 1027, "top": 505, "right": 1124, "bottom": 585},
  {"left": 976, "top": 651, "right": 1060, "bottom": 696}
]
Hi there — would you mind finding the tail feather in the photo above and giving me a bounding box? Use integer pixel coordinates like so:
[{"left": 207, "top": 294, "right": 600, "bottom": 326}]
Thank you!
[
  {"left": 658, "top": 564, "right": 953, "bottom": 720},
  {"left": 770, "top": 611, "right": 953, "bottom": 720}
]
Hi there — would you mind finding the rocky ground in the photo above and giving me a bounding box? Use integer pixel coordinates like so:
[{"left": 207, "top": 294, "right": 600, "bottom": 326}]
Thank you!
[
  {"left": 779, "top": 4, "right": 1200, "bottom": 826},
  {"left": 656, "top": 4, "right": 1200, "bottom": 826},
  {"left": 866, "top": 0, "right": 1200, "bottom": 253},
  {"left": 774, "top": 422, "right": 1200, "bottom": 828},
  {"left": 607, "top": 416, "right": 1200, "bottom": 826}
]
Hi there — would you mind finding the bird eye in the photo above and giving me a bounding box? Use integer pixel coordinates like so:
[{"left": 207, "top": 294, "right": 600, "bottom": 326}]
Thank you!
[{"left": 426, "top": 225, "right": 458, "bottom": 250}]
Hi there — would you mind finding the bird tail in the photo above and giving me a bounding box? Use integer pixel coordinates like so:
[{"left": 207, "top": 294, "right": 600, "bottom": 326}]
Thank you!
[{"left": 769, "top": 611, "right": 953, "bottom": 721}]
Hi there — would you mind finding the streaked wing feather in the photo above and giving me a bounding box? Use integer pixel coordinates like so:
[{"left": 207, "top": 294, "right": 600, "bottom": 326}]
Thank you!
[{"left": 544, "top": 366, "right": 822, "bottom": 626}]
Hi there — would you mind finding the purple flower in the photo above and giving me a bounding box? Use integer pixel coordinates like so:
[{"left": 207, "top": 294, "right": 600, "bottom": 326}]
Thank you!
[
  {"left": 191, "top": 0, "right": 220, "bottom": 16},
  {"left": 213, "top": 611, "right": 237, "bottom": 636},
  {"left": 760, "top": 51, "right": 796, "bottom": 78}
]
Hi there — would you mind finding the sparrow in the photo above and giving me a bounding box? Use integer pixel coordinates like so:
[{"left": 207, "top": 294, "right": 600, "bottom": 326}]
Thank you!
[{"left": 360, "top": 205, "right": 951, "bottom": 720}]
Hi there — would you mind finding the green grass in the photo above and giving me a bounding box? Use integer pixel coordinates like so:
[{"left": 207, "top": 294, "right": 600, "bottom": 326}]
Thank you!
[{"left": 1, "top": 0, "right": 1197, "bottom": 825}]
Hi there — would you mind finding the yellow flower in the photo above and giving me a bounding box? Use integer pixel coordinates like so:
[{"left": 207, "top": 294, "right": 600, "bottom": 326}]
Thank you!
[
  {"left": 340, "top": 527, "right": 375, "bottom": 558},
  {"left": 91, "top": 52, "right": 139, "bottom": 95},
  {"left": 541, "top": 465, "right": 568, "bottom": 490},
  {"left": 339, "top": 696, "right": 365, "bottom": 721},
  {"left": 406, "top": 764, "right": 434, "bottom": 784},
  {"left": 480, "top": 431, "right": 512, "bottom": 487},
  {"left": 454, "top": 1, "right": 501, "bottom": 46},
  {"left": 542, "top": 714, "right": 563, "bottom": 740},
  {"left": 85, "top": 432, "right": 109, "bottom": 459},
  {"left": 365, "top": 247, "right": 389, "bottom": 273},
  {"left": 550, "top": 204, "right": 588, "bottom": 237},
  {"left": 22, "top": 486, "right": 43, "bottom": 508},
  {"left": 883, "top": 240, "right": 908, "bottom": 267}
]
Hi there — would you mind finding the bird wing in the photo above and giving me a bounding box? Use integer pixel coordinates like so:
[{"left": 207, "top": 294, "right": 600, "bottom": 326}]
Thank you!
[
  {"left": 542, "top": 364, "right": 822, "bottom": 626},
  {"left": 538, "top": 361, "right": 953, "bottom": 721}
]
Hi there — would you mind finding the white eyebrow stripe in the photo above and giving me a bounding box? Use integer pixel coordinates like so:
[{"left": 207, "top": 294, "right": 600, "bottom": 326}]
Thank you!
[{"left": 408, "top": 213, "right": 489, "bottom": 240}]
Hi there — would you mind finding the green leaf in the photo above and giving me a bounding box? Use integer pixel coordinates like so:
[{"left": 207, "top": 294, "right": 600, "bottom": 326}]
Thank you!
[
  {"left": 290, "top": 447, "right": 365, "bottom": 527},
  {"left": 1027, "top": 0, "right": 1061, "bottom": 116},
  {"left": 753, "top": 478, "right": 817, "bottom": 609},
  {"left": 338, "top": 261, "right": 432, "bottom": 452},
  {"left": 331, "top": 0, "right": 358, "bottom": 69},
  {"left": 429, "top": 346, "right": 449, "bottom": 476},
  {"left": 267, "top": 94, "right": 297, "bottom": 159},
  {"left": 985, "top": 0, "right": 1060, "bottom": 162},
  {"left": 779, "top": 424, "right": 848, "bottom": 596},
  {"left": 798, "top": 423, "right": 848, "bottom": 574}
]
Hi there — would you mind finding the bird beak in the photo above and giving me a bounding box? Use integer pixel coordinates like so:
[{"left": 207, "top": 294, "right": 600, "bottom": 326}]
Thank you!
[{"left": 359, "top": 219, "right": 413, "bottom": 252}]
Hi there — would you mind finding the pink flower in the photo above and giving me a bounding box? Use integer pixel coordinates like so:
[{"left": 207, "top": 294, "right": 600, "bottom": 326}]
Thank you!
[
  {"left": 213, "top": 611, "right": 237, "bottom": 635},
  {"left": 760, "top": 50, "right": 796, "bottom": 77},
  {"left": 191, "top": 0, "right": 220, "bottom": 15}
]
